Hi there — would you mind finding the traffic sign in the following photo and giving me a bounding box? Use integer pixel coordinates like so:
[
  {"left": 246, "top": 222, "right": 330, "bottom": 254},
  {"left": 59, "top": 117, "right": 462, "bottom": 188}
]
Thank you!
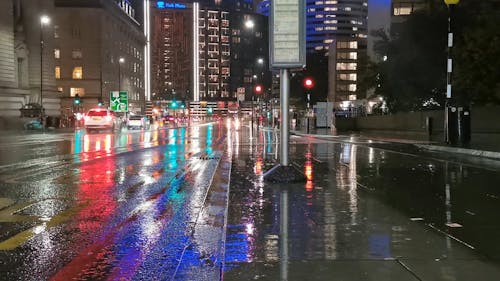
[{"left": 110, "top": 91, "right": 128, "bottom": 112}]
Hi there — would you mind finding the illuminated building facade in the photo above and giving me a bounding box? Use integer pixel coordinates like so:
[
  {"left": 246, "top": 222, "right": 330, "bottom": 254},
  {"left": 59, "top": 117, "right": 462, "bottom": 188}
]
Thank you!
[
  {"left": 152, "top": 1, "right": 270, "bottom": 110},
  {"left": 151, "top": 2, "right": 192, "bottom": 101}
]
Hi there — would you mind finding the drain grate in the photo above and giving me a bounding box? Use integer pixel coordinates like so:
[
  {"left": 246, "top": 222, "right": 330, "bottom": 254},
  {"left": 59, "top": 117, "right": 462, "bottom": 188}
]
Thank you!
[{"left": 199, "top": 156, "right": 220, "bottom": 160}]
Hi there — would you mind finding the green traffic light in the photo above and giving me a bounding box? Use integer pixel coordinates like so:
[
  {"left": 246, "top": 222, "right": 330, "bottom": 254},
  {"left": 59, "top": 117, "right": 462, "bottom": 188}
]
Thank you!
[{"left": 171, "top": 101, "right": 177, "bottom": 108}]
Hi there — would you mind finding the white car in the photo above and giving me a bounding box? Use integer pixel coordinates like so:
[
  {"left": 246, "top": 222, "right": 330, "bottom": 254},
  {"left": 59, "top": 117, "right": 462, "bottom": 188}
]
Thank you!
[
  {"left": 127, "top": 115, "right": 150, "bottom": 130},
  {"left": 84, "top": 109, "right": 120, "bottom": 132}
]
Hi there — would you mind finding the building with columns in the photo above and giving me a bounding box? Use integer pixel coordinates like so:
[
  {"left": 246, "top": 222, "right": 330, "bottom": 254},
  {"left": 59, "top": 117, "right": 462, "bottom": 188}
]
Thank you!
[
  {"left": 0, "top": 0, "right": 59, "bottom": 129},
  {"left": 0, "top": 0, "right": 146, "bottom": 130}
]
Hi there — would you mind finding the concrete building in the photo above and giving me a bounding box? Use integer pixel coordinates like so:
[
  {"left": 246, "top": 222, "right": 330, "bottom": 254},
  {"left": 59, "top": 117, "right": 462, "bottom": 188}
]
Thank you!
[
  {"left": 229, "top": 11, "right": 270, "bottom": 102},
  {"left": 53, "top": 0, "right": 146, "bottom": 115},
  {"left": 390, "top": 0, "right": 430, "bottom": 35},
  {"left": 0, "top": 0, "right": 60, "bottom": 129}
]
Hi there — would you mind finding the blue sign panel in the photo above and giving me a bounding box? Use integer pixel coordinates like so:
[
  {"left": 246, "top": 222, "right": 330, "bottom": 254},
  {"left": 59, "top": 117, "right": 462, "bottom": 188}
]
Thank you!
[{"left": 156, "top": 1, "right": 187, "bottom": 9}]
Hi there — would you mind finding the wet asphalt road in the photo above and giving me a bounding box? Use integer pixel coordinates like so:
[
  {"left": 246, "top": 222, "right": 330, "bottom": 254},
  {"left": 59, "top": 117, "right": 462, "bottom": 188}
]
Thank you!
[
  {"left": 1, "top": 120, "right": 500, "bottom": 280},
  {"left": 0, "top": 122, "right": 232, "bottom": 280}
]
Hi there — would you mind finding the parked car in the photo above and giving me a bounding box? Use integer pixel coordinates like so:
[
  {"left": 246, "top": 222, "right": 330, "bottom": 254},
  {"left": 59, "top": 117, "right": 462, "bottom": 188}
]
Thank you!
[
  {"left": 127, "top": 115, "right": 150, "bottom": 130},
  {"left": 84, "top": 108, "right": 120, "bottom": 133}
]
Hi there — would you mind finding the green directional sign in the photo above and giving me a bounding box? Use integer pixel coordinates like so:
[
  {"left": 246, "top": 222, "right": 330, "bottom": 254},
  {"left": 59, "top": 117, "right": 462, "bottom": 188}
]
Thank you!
[{"left": 110, "top": 91, "right": 128, "bottom": 112}]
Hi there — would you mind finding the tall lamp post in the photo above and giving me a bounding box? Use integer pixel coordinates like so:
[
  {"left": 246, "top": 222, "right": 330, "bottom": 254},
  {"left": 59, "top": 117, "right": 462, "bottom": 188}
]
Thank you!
[
  {"left": 118, "top": 57, "right": 125, "bottom": 93},
  {"left": 40, "top": 15, "right": 50, "bottom": 125},
  {"left": 444, "top": 0, "right": 459, "bottom": 143}
]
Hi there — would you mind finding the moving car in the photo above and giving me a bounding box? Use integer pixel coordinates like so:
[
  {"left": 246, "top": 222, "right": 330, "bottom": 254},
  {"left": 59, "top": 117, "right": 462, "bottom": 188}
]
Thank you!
[
  {"left": 84, "top": 108, "right": 120, "bottom": 133},
  {"left": 127, "top": 115, "right": 150, "bottom": 130}
]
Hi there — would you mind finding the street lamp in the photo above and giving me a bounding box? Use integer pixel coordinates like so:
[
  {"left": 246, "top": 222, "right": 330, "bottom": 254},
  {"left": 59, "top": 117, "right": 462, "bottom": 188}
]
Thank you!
[
  {"left": 40, "top": 15, "right": 50, "bottom": 125},
  {"left": 118, "top": 57, "right": 125, "bottom": 92},
  {"left": 244, "top": 19, "right": 255, "bottom": 29},
  {"left": 443, "top": 0, "right": 459, "bottom": 143}
]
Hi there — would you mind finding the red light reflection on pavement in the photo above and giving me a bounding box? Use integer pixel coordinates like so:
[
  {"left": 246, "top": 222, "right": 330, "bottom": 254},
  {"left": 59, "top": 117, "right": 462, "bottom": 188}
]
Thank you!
[{"left": 50, "top": 153, "right": 117, "bottom": 280}]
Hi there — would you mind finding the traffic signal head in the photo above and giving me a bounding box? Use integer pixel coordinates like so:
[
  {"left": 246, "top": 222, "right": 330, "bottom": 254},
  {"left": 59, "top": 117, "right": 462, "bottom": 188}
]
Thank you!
[
  {"left": 303, "top": 78, "right": 314, "bottom": 89},
  {"left": 207, "top": 107, "right": 213, "bottom": 114},
  {"left": 74, "top": 94, "right": 81, "bottom": 105},
  {"left": 254, "top": 85, "right": 263, "bottom": 94},
  {"left": 171, "top": 101, "right": 177, "bottom": 108}
]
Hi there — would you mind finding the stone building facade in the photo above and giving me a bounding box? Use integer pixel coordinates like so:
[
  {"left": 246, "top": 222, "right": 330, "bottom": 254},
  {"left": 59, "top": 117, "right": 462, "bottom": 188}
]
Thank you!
[
  {"left": 0, "top": 0, "right": 146, "bottom": 129},
  {"left": 0, "top": 0, "right": 60, "bottom": 129},
  {"left": 54, "top": 0, "right": 146, "bottom": 115}
]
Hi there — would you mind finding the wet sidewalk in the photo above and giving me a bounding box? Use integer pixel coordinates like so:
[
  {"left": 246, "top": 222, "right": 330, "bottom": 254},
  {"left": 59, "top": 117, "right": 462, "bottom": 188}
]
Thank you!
[
  {"left": 223, "top": 127, "right": 500, "bottom": 280},
  {"left": 288, "top": 127, "right": 500, "bottom": 160}
]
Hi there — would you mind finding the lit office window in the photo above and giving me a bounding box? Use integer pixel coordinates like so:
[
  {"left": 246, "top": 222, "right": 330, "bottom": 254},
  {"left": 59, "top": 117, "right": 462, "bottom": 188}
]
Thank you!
[
  {"left": 54, "top": 25, "right": 59, "bottom": 38},
  {"left": 70, "top": 87, "right": 85, "bottom": 97},
  {"left": 72, "top": 49, "right": 83, "bottom": 59},
  {"left": 394, "top": 7, "right": 412, "bottom": 15},
  {"left": 72, "top": 67, "right": 83, "bottom": 79},
  {"left": 336, "top": 63, "right": 357, "bottom": 70},
  {"left": 348, "top": 84, "right": 357, "bottom": 92},
  {"left": 55, "top": 66, "right": 61, "bottom": 79},
  {"left": 349, "top": 94, "right": 357, "bottom": 100},
  {"left": 339, "top": 73, "right": 357, "bottom": 81},
  {"left": 54, "top": 49, "right": 60, "bottom": 59}
]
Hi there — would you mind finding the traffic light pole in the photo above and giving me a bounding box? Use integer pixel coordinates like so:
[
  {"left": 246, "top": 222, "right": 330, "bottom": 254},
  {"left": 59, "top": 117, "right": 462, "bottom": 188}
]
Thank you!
[{"left": 306, "top": 92, "right": 310, "bottom": 133}]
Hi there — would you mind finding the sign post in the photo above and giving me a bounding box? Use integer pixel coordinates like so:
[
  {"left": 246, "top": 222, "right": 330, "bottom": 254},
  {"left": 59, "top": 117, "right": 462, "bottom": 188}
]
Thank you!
[
  {"left": 110, "top": 91, "right": 129, "bottom": 112},
  {"left": 264, "top": 0, "right": 306, "bottom": 183}
]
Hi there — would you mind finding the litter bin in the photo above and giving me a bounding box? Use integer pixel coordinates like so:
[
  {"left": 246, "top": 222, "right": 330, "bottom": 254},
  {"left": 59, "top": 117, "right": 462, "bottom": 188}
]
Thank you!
[
  {"left": 447, "top": 106, "right": 459, "bottom": 144},
  {"left": 458, "top": 107, "right": 471, "bottom": 145}
]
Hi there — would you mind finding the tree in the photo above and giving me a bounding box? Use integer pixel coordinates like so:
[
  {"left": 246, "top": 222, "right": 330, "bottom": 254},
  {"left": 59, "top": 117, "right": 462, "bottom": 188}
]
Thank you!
[
  {"left": 454, "top": 14, "right": 500, "bottom": 105},
  {"left": 369, "top": 2, "right": 500, "bottom": 112},
  {"left": 374, "top": 9, "right": 448, "bottom": 112}
]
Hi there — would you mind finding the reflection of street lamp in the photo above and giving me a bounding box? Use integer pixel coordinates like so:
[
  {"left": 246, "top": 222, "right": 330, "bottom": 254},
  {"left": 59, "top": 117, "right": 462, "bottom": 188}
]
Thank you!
[
  {"left": 40, "top": 15, "right": 50, "bottom": 123},
  {"left": 443, "top": 0, "right": 459, "bottom": 143},
  {"left": 118, "top": 57, "right": 125, "bottom": 92}
]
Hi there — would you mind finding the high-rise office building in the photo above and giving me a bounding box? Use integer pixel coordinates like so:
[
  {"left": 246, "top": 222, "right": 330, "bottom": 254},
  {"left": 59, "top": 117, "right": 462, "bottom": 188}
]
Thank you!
[
  {"left": 151, "top": 2, "right": 270, "bottom": 110},
  {"left": 151, "top": 2, "right": 192, "bottom": 101},
  {"left": 257, "top": 0, "right": 368, "bottom": 103}
]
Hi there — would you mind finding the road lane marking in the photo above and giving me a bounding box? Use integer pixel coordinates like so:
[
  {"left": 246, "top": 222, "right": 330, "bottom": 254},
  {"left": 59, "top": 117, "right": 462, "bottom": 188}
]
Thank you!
[{"left": 0, "top": 203, "right": 86, "bottom": 251}]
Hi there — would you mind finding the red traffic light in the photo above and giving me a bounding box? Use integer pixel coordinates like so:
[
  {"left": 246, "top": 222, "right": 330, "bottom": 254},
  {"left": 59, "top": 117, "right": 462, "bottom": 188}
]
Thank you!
[
  {"left": 303, "top": 78, "right": 314, "bottom": 89},
  {"left": 254, "top": 85, "right": 263, "bottom": 94}
]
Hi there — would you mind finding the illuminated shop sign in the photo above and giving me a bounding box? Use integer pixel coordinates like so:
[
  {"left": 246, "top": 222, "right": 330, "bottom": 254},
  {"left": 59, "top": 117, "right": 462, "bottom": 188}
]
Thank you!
[{"left": 156, "top": 1, "right": 187, "bottom": 9}]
